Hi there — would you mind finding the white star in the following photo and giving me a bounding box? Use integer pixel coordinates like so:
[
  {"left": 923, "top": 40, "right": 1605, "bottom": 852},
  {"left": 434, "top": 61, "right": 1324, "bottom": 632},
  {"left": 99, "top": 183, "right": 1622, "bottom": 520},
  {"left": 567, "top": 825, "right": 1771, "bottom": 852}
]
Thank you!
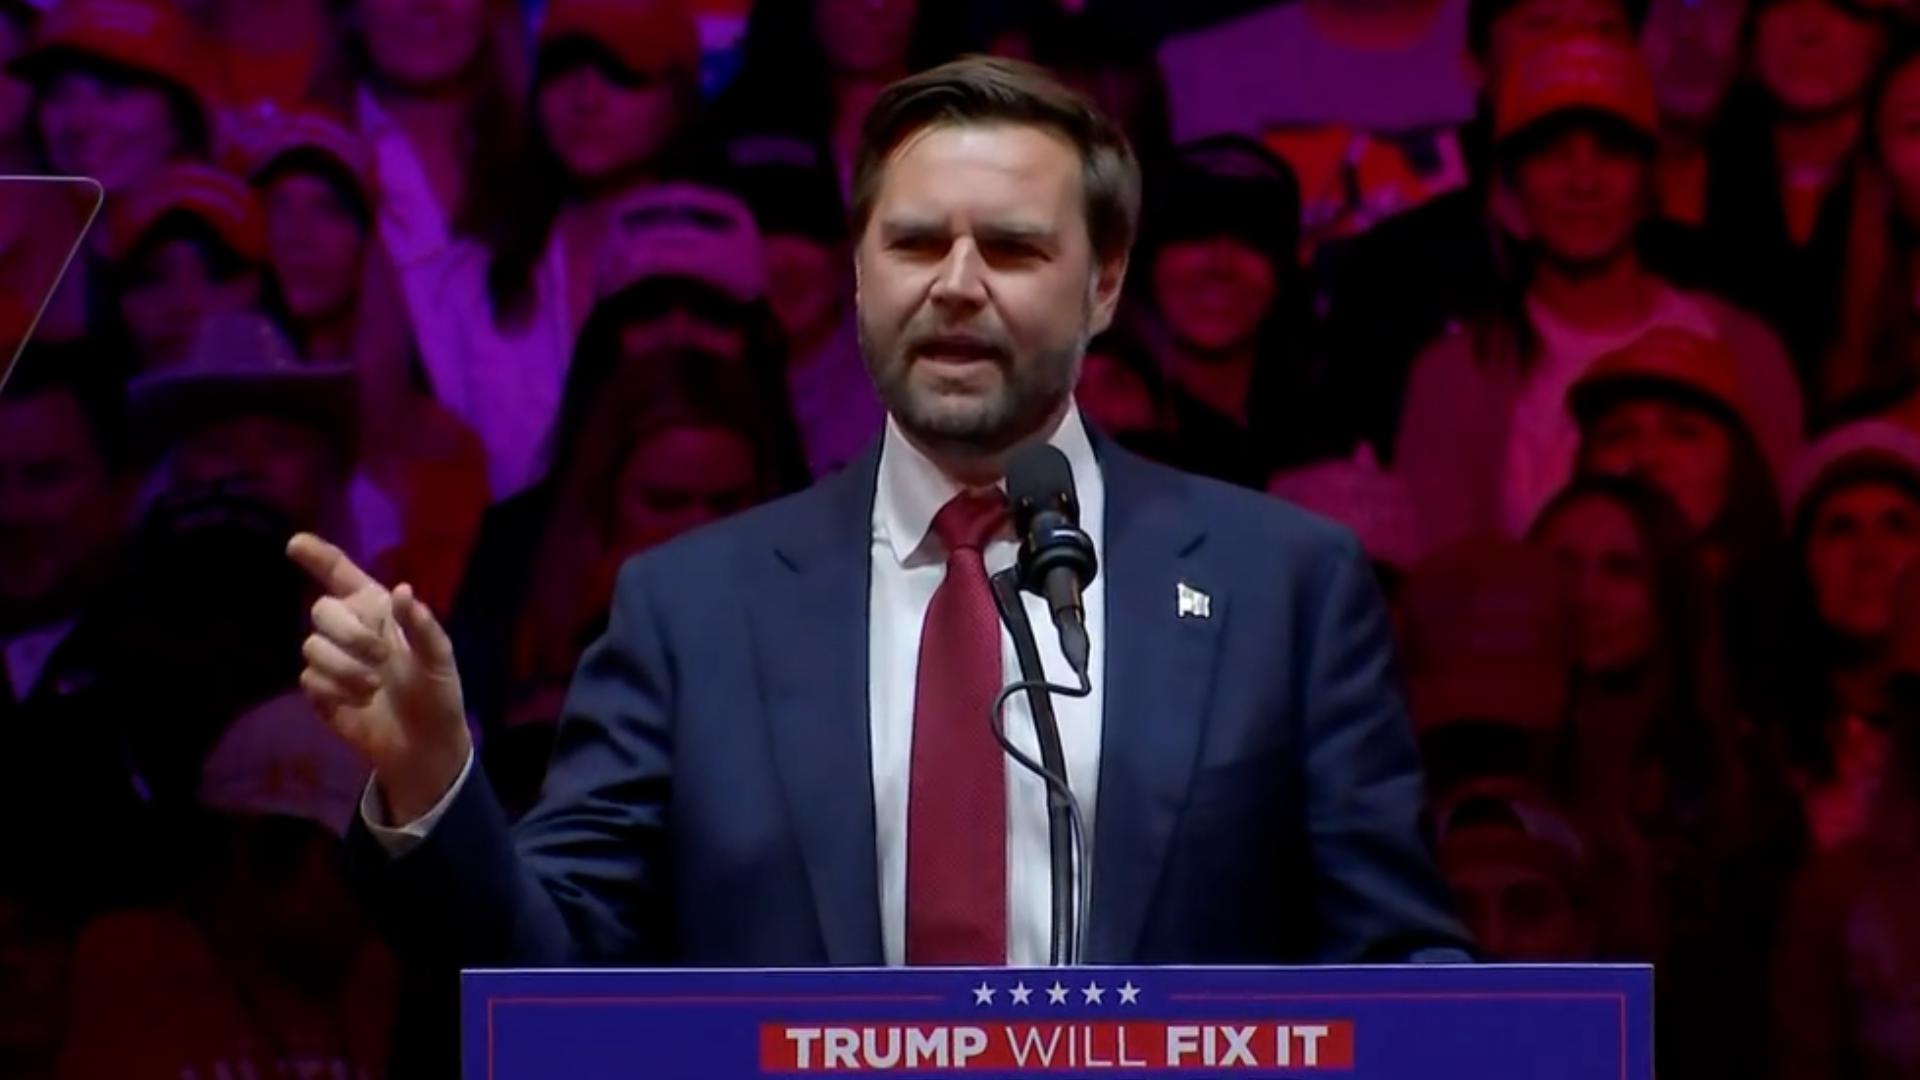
[
  {"left": 1082, "top": 981, "right": 1105, "bottom": 1004},
  {"left": 1046, "top": 981, "right": 1070, "bottom": 1005},
  {"left": 1008, "top": 982, "right": 1033, "bottom": 1005},
  {"left": 972, "top": 983, "right": 996, "bottom": 1006},
  {"left": 1117, "top": 981, "right": 1141, "bottom": 1005}
]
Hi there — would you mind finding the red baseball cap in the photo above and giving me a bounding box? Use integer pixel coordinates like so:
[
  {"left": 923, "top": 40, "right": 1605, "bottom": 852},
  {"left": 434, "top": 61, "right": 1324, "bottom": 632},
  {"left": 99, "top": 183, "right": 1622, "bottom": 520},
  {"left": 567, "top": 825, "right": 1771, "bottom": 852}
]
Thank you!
[
  {"left": 1494, "top": 32, "right": 1658, "bottom": 143},
  {"left": 110, "top": 163, "right": 265, "bottom": 264},
  {"left": 230, "top": 105, "right": 377, "bottom": 204},
  {"left": 1568, "top": 327, "right": 1758, "bottom": 438},
  {"left": 538, "top": 0, "right": 701, "bottom": 80},
  {"left": 9, "top": 0, "right": 217, "bottom": 111}
]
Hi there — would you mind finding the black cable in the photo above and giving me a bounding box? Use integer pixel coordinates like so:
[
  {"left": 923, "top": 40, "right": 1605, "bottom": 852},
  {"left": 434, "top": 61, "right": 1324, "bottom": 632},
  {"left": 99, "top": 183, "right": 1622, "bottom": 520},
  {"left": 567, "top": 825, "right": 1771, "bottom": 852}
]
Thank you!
[{"left": 988, "top": 671, "right": 1093, "bottom": 966}]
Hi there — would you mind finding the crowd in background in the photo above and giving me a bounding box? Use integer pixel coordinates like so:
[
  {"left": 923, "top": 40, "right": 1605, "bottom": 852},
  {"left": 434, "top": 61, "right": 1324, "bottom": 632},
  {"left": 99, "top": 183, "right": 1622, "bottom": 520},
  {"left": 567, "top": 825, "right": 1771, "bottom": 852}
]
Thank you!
[{"left": 4, "top": 0, "right": 1920, "bottom": 1076}]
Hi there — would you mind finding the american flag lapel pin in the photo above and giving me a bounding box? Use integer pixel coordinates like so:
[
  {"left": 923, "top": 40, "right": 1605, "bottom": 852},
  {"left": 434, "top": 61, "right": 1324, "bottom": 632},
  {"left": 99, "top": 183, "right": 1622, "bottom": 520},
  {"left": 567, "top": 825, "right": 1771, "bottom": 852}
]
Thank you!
[{"left": 1176, "top": 581, "right": 1211, "bottom": 620}]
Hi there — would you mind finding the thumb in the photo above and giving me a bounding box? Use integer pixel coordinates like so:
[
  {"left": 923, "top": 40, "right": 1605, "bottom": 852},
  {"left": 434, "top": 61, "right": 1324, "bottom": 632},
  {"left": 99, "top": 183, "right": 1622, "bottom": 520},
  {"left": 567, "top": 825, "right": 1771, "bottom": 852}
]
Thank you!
[{"left": 392, "top": 583, "right": 456, "bottom": 673}]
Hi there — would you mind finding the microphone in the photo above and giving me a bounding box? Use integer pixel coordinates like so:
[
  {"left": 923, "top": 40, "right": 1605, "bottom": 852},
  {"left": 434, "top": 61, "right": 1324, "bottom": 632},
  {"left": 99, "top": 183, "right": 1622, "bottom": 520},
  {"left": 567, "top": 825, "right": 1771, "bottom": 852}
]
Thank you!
[{"left": 1005, "top": 444, "right": 1097, "bottom": 684}]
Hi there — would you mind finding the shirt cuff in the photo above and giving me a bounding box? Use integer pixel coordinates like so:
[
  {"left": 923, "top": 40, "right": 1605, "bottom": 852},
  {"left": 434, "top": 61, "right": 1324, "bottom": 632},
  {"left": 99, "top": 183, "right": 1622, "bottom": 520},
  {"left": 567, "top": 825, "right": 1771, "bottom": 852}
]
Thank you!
[{"left": 360, "top": 750, "right": 476, "bottom": 856}]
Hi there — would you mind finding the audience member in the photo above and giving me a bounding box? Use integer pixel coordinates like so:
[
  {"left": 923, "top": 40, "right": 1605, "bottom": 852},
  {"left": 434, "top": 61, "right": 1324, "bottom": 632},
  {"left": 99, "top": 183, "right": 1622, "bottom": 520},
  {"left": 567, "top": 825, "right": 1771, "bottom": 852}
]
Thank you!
[
  {"left": 9, "top": 0, "right": 216, "bottom": 195},
  {"left": 128, "top": 313, "right": 390, "bottom": 563},
  {"left": 1781, "top": 419, "right": 1920, "bottom": 849},
  {"left": 1567, "top": 328, "right": 1800, "bottom": 725},
  {"left": 1530, "top": 473, "right": 1797, "bottom": 1078},
  {"left": 1138, "top": 135, "right": 1342, "bottom": 484},
  {"left": 57, "top": 693, "right": 394, "bottom": 1079},
  {"left": 1640, "top": 0, "right": 1750, "bottom": 226},
  {"left": 1702, "top": 0, "right": 1896, "bottom": 377},
  {"left": 0, "top": 341, "right": 153, "bottom": 918},
  {"left": 235, "top": 109, "right": 378, "bottom": 366},
  {"left": 106, "top": 164, "right": 264, "bottom": 372},
  {"left": 573, "top": 179, "right": 809, "bottom": 489},
  {"left": 1770, "top": 560, "right": 1920, "bottom": 1080},
  {"left": 1157, "top": 0, "right": 1475, "bottom": 258},
  {"left": 728, "top": 133, "right": 886, "bottom": 477},
  {"left": 311, "top": 0, "right": 531, "bottom": 414},
  {"left": 1435, "top": 778, "right": 1603, "bottom": 960},
  {"left": 408, "top": 0, "right": 706, "bottom": 501},
  {"left": 1323, "top": 0, "right": 1654, "bottom": 462},
  {"left": 1395, "top": 37, "right": 1801, "bottom": 546}
]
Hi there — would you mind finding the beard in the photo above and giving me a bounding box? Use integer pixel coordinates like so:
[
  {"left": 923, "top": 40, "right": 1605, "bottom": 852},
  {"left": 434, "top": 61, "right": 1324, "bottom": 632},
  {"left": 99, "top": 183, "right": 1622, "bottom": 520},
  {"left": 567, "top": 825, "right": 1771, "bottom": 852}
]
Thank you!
[{"left": 859, "top": 314, "right": 1084, "bottom": 460}]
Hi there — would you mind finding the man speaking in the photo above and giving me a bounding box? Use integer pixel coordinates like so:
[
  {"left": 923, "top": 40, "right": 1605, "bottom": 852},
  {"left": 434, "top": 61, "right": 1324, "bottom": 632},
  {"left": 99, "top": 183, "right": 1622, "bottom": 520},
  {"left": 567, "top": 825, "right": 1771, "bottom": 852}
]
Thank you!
[{"left": 289, "top": 57, "right": 1468, "bottom": 971}]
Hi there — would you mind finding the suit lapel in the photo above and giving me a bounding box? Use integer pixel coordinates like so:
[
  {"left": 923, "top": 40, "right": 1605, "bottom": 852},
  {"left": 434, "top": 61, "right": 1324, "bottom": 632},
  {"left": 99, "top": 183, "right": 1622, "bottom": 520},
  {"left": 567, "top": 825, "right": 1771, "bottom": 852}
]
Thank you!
[
  {"left": 749, "top": 445, "right": 885, "bottom": 965},
  {"left": 1085, "top": 444, "right": 1225, "bottom": 963}
]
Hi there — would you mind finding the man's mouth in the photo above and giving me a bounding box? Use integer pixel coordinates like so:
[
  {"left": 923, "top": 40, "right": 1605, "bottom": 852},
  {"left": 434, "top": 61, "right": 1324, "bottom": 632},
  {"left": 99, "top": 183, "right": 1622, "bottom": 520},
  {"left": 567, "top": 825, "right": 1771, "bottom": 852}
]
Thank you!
[{"left": 911, "top": 335, "right": 1003, "bottom": 364}]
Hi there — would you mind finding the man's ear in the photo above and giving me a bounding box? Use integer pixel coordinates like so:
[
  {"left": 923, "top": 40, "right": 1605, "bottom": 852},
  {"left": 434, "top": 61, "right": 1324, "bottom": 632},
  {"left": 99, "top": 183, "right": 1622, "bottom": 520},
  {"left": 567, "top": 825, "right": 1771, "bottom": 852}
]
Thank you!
[{"left": 1088, "top": 253, "right": 1129, "bottom": 336}]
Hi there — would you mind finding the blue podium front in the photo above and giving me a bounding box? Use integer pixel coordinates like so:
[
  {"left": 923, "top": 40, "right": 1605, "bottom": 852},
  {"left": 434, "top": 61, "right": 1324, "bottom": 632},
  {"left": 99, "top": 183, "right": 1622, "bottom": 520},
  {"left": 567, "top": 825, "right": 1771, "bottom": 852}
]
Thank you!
[{"left": 464, "top": 964, "right": 1652, "bottom": 1079}]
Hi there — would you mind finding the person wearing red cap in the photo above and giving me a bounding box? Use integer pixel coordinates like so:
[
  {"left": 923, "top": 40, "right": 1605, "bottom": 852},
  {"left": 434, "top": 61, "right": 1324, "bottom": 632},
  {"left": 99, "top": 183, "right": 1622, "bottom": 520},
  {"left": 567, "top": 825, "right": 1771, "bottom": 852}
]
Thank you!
[
  {"left": 1568, "top": 327, "right": 1804, "bottom": 724},
  {"left": 1396, "top": 33, "right": 1804, "bottom": 549},
  {"left": 1322, "top": 0, "right": 1665, "bottom": 466},
  {"left": 1776, "top": 421, "right": 1920, "bottom": 853},
  {"left": 238, "top": 110, "right": 378, "bottom": 368},
  {"left": 106, "top": 163, "right": 265, "bottom": 372},
  {"left": 9, "top": 0, "right": 216, "bottom": 193}
]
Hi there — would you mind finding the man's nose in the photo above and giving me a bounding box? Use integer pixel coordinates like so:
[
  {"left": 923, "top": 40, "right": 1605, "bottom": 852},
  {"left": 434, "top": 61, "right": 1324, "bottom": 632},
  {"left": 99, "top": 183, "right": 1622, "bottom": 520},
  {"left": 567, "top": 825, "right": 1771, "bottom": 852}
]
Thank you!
[{"left": 930, "top": 240, "right": 988, "bottom": 309}]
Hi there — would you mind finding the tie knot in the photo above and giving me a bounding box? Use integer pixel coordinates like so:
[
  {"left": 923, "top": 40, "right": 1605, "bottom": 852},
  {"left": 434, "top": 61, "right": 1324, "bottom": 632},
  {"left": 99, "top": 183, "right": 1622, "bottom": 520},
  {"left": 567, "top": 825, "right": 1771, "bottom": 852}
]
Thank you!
[{"left": 931, "top": 491, "right": 1009, "bottom": 554}]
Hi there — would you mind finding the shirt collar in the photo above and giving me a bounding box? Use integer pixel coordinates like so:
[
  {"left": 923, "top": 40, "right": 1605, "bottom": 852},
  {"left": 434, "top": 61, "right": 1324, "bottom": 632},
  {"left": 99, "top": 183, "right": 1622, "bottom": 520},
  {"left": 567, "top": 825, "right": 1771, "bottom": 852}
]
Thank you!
[{"left": 875, "top": 404, "right": 1100, "bottom": 567}]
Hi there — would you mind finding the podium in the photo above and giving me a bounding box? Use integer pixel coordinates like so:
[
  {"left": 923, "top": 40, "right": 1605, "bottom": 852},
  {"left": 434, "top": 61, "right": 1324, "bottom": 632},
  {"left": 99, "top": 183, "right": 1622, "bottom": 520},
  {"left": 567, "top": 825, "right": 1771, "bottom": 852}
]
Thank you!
[{"left": 464, "top": 964, "right": 1652, "bottom": 1079}]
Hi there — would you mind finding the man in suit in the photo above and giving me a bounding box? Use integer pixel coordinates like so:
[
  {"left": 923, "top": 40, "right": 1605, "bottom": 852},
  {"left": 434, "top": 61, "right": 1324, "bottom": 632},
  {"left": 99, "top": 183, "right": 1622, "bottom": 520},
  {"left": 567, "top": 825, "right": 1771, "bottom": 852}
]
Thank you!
[{"left": 290, "top": 56, "right": 1467, "bottom": 973}]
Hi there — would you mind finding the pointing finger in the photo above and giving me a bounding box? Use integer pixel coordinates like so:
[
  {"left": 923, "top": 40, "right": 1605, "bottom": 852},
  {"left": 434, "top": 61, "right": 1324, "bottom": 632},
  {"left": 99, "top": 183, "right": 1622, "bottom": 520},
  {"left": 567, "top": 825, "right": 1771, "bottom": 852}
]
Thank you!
[{"left": 288, "top": 533, "right": 380, "bottom": 600}]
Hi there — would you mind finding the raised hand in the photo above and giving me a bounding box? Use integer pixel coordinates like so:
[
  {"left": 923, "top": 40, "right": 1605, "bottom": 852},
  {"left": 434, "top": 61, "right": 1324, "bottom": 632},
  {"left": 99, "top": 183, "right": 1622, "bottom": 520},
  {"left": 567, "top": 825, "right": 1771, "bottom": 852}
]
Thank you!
[{"left": 288, "top": 532, "right": 471, "bottom": 825}]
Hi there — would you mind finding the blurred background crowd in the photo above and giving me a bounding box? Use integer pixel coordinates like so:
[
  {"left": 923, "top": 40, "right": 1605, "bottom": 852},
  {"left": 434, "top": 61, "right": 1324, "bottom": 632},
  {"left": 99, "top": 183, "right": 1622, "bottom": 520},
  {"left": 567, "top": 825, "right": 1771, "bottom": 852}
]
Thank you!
[{"left": 4, "top": 0, "right": 1920, "bottom": 1075}]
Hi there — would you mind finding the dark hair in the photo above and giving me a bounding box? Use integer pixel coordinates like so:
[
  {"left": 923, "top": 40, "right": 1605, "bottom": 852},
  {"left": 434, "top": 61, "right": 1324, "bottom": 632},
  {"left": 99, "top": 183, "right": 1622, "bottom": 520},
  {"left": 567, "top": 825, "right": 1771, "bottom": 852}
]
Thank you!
[
  {"left": 849, "top": 55, "right": 1142, "bottom": 266},
  {"left": 548, "top": 278, "right": 810, "bottom": 494},
  {"left": 27, "top": 53, "right": 211, "bottom": 163},
  {"left": 1572, "top": 386, "right": 1797, "bottom": 731},
  {"left": 0, "top": 338, "right": 132, "bottom": 470},
  {"left": 253, "top": 148, "right": 374, "bottom": 232},
  {"left": 714, "top": 0, "right": 969, "bottom": 144},
  {"left": 113, "top": 211, "right": 255, "bottom": 290},
  {"left": 1468, "top": 0, "right": 1651, "bottom": 59},
  {"left": 483, "top": 40, "right": 702, "bottom": 325},
  {"left": 1530, "top": 476, "right": 1734, "bottom": 794},
  {"left": 991, "top": 1, "right": 1173, "bottom": 164}
]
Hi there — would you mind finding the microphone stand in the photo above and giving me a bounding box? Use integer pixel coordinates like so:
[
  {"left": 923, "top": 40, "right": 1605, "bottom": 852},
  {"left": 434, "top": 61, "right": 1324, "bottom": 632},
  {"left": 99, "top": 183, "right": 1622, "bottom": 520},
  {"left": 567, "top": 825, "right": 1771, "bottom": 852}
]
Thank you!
[{"left": 990, "top": 568, "right": 1091, "bottom": 966}]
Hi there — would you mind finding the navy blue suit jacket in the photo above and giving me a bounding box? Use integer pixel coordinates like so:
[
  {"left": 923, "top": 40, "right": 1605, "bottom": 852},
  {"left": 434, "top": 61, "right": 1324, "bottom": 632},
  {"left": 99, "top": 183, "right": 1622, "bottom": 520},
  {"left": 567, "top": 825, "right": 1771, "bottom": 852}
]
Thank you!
[{"left": 349, "top": 439, "right": 1469, "bottom": 968}]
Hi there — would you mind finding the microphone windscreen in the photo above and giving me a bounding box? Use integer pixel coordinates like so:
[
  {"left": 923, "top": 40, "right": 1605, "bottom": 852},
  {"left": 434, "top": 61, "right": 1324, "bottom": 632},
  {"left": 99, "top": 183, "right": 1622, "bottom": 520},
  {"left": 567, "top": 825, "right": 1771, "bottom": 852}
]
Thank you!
[{"left": 1006, "top": 443, "right": 1078, "bottom": 526}]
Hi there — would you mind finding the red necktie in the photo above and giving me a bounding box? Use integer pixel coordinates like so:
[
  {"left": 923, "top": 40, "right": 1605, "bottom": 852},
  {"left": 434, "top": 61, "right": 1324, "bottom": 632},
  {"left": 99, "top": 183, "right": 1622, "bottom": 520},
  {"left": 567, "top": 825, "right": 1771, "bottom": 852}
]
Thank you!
[{"left": 905, "top": 491, "right": 1011, "bottom": 965}]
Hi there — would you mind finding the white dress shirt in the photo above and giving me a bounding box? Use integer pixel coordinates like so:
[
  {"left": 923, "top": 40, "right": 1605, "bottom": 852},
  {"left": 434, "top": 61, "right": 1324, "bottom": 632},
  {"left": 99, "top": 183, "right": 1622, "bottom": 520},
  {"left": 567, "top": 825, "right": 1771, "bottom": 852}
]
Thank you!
[
  {"left": 869, "top": 407, "right": 1105, "bottom": 967},
  {"left": 366, "top": 408, "right": 1107, "bottom": 967}
]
